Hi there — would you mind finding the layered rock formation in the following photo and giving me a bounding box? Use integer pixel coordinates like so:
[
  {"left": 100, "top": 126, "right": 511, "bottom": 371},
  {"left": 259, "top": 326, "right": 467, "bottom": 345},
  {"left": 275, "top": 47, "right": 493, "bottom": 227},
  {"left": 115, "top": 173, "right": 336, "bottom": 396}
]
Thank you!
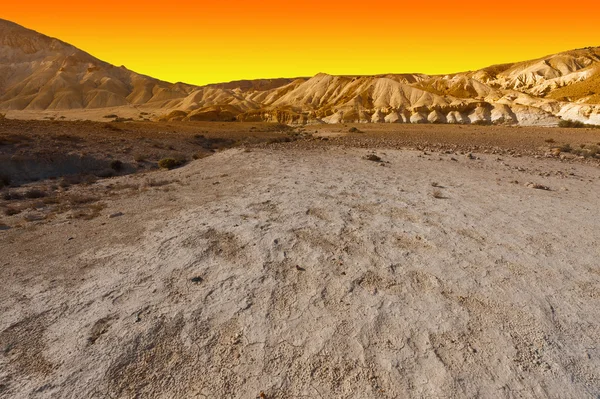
[{"left": 1, "top": 18, "right": 599, "bottom": 126}]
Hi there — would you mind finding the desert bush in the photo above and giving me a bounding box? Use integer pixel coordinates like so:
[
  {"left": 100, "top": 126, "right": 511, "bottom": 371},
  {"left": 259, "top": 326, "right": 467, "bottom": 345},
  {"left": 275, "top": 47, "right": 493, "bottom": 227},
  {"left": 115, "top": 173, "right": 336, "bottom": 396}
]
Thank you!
[
  {"left": 432, "top": 189, "right": 444, "bottom": 199},
  {"left": 158, "top": 158, "right": 185, "bottom": 170},
  {"left": 144, "top": 178, "right": 173, "bottom": 187},
  {"left": 192, "top": 152, "right": 210, "bottom": 160},
  {"left": 95, "top": 169, "right": 116, "bottom": 178},
  {"left": 0, "top": 175, "right": 10, "bottom": 189},
  {"left": 103, "top": 123, "right": 122, "bottom": 132},
  {"left": 24, "top": 189, "right": 47, "bottom": 199},
  {"left": 110, "top": 160, "right": 123, "bottom": 171},
  {"left": 558, "top": 143, "right": 572, "bottom": 153},
  {"left": 54, "top": 134, "right": 83, "bottom": 143},
  {"left": 4, "top": 207, "right": 21, "bottom": 216},
  {"left": 365, "top": 154, "right": 382, "bottom": 162},
  {"left": 68, "top": 194, "right": 99, "bottom": 205},
  {"left": 134, "top": 153, "right": 147, "bottom": 162},
  {"left": 586, "top": 145, "right": 599, "bottom": 157},
  {"left": 571, "top": 144, "right": 600, "bottom": 158},
  {"left": 69, "top": 203, "right": 106, "bottom": 220},
  {"left": 559, "top": 119, "right": 586, "bottom": 128},
  {"left": 2, "top": 191, "right": 23, "bottom": 201}
]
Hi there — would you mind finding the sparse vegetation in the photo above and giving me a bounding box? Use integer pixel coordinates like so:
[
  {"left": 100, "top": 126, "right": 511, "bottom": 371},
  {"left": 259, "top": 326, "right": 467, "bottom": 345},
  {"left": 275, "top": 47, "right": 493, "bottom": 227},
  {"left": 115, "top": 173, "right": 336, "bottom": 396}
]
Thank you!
[
  {"left": 95, "top": 169, "right": 116, "bottom": 178},
  {"left": 559, "top": 119, "right": 586, "bottom": 128},
  {"left": 0, "top": 175, "right": 11, "bottom": 189},
  {"left": 3, "top": 207, "right": 21, "bottom": 216},
  {"left": 158, "top": 158, "right": 185, "bottom": 170},
  {"left": 559, "top": 143, "right": 573, "bottom": 153},
  {"left": 134, "top": 154, "right": 147, "bottom": 162},
  {"left": 145, "top": 178, "right": 174, "bottom": 187},
  {"left": 365, "top": 154, "right": 382, "bottom": 162},
  {"left": 24, "top": 189, "right": 47, "bottom": 199},
  {"left": 68, "top": 194, "right": 100, "bottom": 205},
  {"left": 110, "top": 160, "right": 123, "bottom": 172},
  {"left": 69, "top": 202, "right": 106, "bottom": 220},
  {"left": 569, "top": 144, "right": 600, "bottom": 158},
  {"left": 432, "top": 189, "right": 444, "bottom": 199}
]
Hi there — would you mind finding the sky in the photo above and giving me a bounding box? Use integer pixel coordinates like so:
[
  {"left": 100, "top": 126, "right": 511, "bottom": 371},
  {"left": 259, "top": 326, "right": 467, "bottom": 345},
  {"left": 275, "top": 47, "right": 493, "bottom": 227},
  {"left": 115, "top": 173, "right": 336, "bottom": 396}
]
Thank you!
[{"left": 3, "top": 1, "right": 600, "bottom": 86}]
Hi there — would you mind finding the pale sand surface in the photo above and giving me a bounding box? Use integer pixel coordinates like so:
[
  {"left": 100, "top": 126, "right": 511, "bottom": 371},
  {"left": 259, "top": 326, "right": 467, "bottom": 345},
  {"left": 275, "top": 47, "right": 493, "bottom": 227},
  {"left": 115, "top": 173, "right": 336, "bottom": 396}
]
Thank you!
[{"left": 1, "top": 146, "right": 599, "bottom": 398}]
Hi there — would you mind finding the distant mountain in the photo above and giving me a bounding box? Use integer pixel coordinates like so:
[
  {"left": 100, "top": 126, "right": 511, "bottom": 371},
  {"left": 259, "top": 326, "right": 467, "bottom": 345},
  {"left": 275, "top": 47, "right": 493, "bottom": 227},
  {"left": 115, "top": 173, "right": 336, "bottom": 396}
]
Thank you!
[
  {"left": 0, "top": 19, "right": 196, "bottom": 111},
  {"left": 1, "top": 18, "right": 599, "bottom": 126}
]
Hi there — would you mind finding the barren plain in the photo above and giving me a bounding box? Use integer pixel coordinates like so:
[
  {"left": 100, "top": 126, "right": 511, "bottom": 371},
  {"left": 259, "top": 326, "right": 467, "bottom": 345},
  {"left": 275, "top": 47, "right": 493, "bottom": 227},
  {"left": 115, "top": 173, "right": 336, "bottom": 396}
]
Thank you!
[{"left": 1, "top": 121, "right": 599, "bottom": 398}]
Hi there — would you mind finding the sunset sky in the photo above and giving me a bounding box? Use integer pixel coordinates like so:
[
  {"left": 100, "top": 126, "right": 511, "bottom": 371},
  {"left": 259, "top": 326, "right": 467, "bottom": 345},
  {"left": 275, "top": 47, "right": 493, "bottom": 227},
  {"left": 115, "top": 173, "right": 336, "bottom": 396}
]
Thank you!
[{"left": 3, "top": 1, "right": 600, "bottom": 86}]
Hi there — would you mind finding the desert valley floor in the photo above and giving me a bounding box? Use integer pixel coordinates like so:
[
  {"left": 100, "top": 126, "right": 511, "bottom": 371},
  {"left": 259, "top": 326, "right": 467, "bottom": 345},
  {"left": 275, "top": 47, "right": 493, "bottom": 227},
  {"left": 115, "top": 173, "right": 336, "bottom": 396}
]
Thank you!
[{"left": 1, "top": 121, "right": 599, "bottom": 398}]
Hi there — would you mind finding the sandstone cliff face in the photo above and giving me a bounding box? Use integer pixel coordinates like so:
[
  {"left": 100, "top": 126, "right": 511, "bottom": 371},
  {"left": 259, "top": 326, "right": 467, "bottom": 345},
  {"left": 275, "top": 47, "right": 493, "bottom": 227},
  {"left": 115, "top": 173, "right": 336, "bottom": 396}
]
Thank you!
[{"left": 2, "top": 18, "right": 599, "bottom": 126}]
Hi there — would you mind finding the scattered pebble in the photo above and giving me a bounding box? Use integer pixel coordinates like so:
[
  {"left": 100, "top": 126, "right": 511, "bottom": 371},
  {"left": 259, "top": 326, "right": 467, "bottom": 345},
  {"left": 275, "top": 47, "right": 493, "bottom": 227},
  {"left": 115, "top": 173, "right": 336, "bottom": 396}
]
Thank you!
[{"left": 109, "top": 212, "right": 124, "bottom": 218}]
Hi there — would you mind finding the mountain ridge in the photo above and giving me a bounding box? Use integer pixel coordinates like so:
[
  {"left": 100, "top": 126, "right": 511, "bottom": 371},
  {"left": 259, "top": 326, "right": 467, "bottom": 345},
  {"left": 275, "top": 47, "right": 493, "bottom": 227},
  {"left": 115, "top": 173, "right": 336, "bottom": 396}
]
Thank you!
[{"left": 1, "top": 18, "right": 599, "bottom": 126}]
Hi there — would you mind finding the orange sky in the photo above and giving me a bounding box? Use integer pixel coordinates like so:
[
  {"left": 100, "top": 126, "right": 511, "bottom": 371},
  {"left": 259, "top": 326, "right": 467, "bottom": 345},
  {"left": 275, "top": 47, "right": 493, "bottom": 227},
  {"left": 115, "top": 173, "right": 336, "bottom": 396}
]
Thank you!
[{"left": 3, "top": 1, "right": 600, "bottom": 86}]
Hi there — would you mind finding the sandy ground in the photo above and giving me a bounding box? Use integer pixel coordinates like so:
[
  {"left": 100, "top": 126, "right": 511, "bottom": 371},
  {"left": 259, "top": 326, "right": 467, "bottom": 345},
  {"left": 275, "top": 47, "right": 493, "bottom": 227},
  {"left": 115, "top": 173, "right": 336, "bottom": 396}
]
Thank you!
[{"left": 1, "top": 143, "right": 600, "bottom": 398}]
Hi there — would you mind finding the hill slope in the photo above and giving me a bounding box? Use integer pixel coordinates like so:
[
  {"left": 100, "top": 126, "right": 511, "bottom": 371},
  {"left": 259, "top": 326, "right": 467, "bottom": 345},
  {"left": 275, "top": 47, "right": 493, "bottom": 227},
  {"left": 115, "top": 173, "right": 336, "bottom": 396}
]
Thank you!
[
  {"left": 1, "top": 18, "right": 599, "bottom": 126},
  {"left": 0, "top": 19, "right": 196, "bottom": 111}
]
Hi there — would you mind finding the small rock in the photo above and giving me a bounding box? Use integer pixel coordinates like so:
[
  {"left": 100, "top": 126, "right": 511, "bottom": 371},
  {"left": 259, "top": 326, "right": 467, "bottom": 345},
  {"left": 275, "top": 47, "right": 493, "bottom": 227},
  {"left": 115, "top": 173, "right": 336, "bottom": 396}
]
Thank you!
[
  {"left": 109, "top": 212, "right": 124, "bottom": 218},
  {"left": 190, "top": 276, "right": 204, "bottom": 283},
  {"left": 526, "top": 182, "right": 550, "bottom": 190},
  {"left": 295, "top": 265, "right": 306, "bottom": 271}
]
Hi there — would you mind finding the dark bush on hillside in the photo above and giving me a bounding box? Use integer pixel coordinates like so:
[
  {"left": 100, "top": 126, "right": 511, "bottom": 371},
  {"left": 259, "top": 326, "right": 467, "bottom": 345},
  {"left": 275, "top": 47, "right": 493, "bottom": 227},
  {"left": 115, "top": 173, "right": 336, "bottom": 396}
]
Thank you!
[
  {"left": 158, "top": 158, "right": 185, "bottom": 170},
  {"left": 110, "top": 160, "right": 123, "bottom": 171}
]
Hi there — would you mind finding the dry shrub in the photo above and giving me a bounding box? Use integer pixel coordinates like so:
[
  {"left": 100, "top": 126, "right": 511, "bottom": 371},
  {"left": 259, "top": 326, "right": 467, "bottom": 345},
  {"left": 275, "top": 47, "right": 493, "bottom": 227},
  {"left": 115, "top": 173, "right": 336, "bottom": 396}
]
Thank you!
[
  {"left": 68, "top": 194, "right": 99, "bottom": 205},
  {"left": 0, "top": 175, "right": 10, "bottom": 189},
  {"left": 69, "top": 203, "right": 106, "bottom": 220},
  {"left": 559, "top": 119, "right": 585, "bottom": 128},
  {"left": 158, "top": 158, "right": 185, "bottom": 170},
  {"left": 145, "top": 178, "right": 173, "bottom": 188},
  {"left": 432, "top": 189, "right": 444, "bottom": 199},
  {"left": 24, "top": 189, "right": 47, "bottom": 199},
  {"left": 3, "top": 207, "right": 21, "bottom": 216},
  {"left": 365, "top": 154, "right": 382, "bottom": 162}
]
